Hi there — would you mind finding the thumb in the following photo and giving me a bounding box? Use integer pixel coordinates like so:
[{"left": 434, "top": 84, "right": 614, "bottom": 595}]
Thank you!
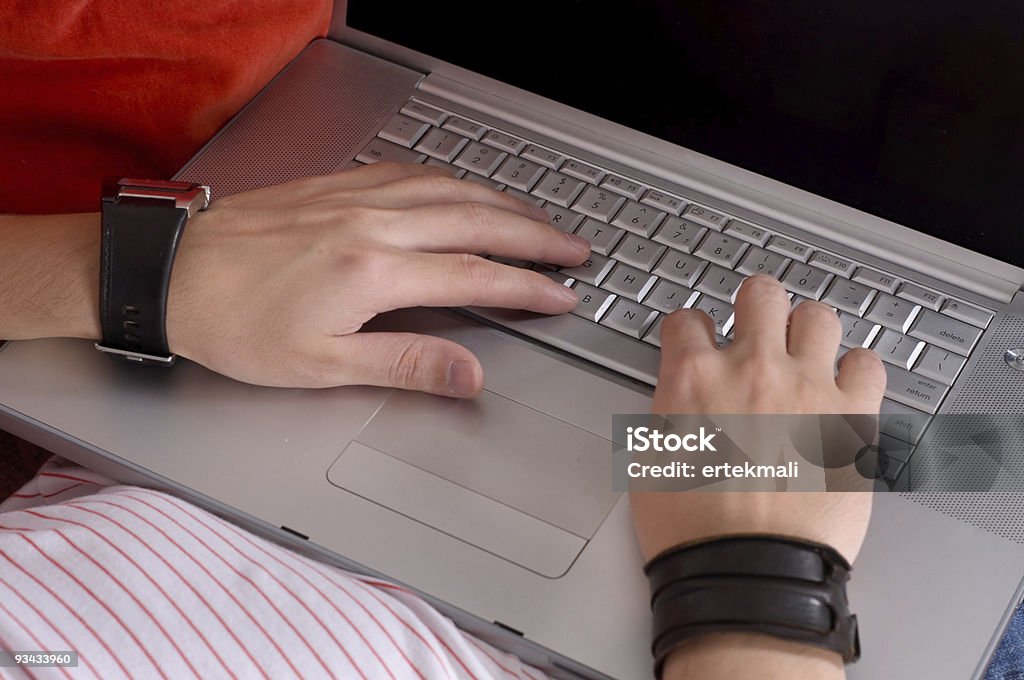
[{"left": 329, "top": 332, "right": 484, "bottom": 398}]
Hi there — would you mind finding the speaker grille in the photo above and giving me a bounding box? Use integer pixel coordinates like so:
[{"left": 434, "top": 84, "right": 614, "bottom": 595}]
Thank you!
[
  {"left": 176, "top": 54, "right": 410, "bottom": 197},
  {"left": 903, "top": 313, "right": 1024, "bottom": 543}
]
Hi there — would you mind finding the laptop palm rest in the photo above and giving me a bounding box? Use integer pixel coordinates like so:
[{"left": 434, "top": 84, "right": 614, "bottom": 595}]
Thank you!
[{"left": 328, "top": 388, "right": 617, "bottom": 578}]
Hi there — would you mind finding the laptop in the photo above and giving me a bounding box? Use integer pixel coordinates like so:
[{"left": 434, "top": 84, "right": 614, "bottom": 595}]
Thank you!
[{"left": 2, "top": 1, "right": 1024, "bottom": 677}]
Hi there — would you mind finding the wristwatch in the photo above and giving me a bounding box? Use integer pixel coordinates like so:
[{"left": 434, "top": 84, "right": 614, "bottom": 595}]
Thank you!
[{"left": 95, "top": 178, "right": 210, "bottom": 366}]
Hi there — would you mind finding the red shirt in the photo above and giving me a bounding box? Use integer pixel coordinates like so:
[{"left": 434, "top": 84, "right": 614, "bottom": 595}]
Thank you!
[{"left": 0, "top": 1, "right": 332, "bottom": 214}]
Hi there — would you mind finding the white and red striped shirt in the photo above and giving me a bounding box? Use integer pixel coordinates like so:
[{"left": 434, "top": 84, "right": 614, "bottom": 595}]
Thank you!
[{"left": 0, "top": 459, "right": 547, "bottom": 680}]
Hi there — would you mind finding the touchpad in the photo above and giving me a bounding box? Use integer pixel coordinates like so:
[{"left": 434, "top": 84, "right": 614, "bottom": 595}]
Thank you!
[{"left": 327, "top": 388, "right": 618, "bottom": 577}]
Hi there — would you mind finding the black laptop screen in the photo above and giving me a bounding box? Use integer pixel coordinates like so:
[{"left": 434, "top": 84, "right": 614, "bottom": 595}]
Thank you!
[{"left": 349, "top": 1, "right": 1024, "bottom": 269}]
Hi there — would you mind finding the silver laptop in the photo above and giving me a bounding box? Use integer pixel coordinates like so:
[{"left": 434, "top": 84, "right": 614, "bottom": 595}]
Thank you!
[{"left": 3, "top": 2, "right": 1024, "bottom": 678}]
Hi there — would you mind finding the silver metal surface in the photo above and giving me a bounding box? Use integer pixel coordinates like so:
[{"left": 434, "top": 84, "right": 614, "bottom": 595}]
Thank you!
[{"left": 93, "top": 342, "right": 176, "bottom": 365}]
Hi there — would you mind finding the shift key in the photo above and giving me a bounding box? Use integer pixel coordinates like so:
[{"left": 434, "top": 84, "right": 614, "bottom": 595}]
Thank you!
[
  {"left": 883, "top": 363, "right": 948, "bottom": 414},
  {"left": 909, "top": 309, "right": 982, "bottom": 356}
]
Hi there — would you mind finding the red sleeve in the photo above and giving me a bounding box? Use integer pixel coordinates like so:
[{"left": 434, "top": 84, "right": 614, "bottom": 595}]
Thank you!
[{"left": 0, "top": 0, "right": 333, "bottom": 214}]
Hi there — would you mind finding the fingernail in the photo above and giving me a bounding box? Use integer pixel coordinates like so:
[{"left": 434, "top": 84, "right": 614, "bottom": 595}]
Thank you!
[
  {"left": 555, "top": 284, "right": 580, "bottom": 305},
  {"left": 446, "top": 360, "right": 478, "bottom": 397},
  {"left": 566, "top": 233, "right": 591, "bottom": 252},
  {"left": 530, "top": 204, "right": 550, "bottom": 222}
]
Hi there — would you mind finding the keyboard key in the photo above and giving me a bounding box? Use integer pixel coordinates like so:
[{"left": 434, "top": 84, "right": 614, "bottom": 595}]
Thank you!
[
  {"left": 492, "top": 156, "right": 546, "bottom": 191},
  {"left": 652, "top": 217, "right": 708, "bottom": 254},
  {"left": 442, "top": 116, "right": 487, "bottom": 140},
  {"left": 723, "top": 220, "right": 771, "bottom": 246},
  {"left": 693, "top": 293, "right": 735, "bottom": 335},
  {"left": 613, "top": 233, "right": 667, "bottom": 271},
  {"left": 872, "top": 328, "right": 926, "bottom": 370},
  {"left": 736, "top": 246, "right": 790, "bottom": 278},
  {"left": 401, "top": 100, "right": 448, "bottom": 126},
  {"left": 414, "top": 128, "right": 470, "bottom": 162},
  {"left": 573, "top": 185, "right": 626, "bottom": 222},
  {"left": 865, "top": 293, "right": 921, "bottom": 333},
  {"left": 766, "top": 235, "right": 812, "bottom": 262},
  {"left": 575, "top": 218, "right": 626, "bottom": 255},
  {"left": 536, "top": 268, "right": 575, "bottom": 286},
  {"left": 913, "top": 345, "right": 966, "bottom": 385},
  {"left": 681, "top": 203, "right": 729, "bottom": 230},
  {"left": 453, "top": 142, "right": 507, "bottom": 176},
  {"left": 462, "top": 173, "right": 502, "bottom": 190},
  {"left": 600, "top": 175, "right": 646, "bottom": 200},
  {"left": 357, "top": 138, "right": 427, "bottom": 165},
  {"left": 611, "top": 200, "right": 666, "bottom": 237},
  {"left": 838, "top": 312, "right": 881, "bottom": 348},
  {"left": 600, "top": 298, "right": 659, "bottom": 338},
  {"left": 695, "top": 264, "right": 746, "bottom": 303},
  {"left": 653, "top": 249, "right": 708, "bottom": 288},
  {"left": 822, "top": 278, "right": 877, "bottom": 316},
  {"left": 560, "top": 158, "right": 606, "bottom": 184},
  {"left": 882, "top": 363, "right": 948, "bottom": 414},
  {"left": 878, "top": 399, "right": 932, "bottom": 445},
  {"left": 562, "top": 253, "right": 616, "bottom": 286},
  {"left": 533, "top": 170, "right": 586, "bottom": 207},
  {"left": 780, "top": 263, "right": 833, "bottom": 300},
  {"left": 642, "top": 190, "right": 686, "bottom": 215},
  {"left": 520, "top": 144, "right": 565, "bottom": 169},
  {"left": 502, "top": 186, "right": 538, "bottom": 205},
  {"left": 569, "top": 282, "right": 615, "bottom": 322},
  {"left": 481, "top": 130, "right": 526, "bottom": 154},
  {"left": 852, "top": 268, "right": 900, "bottom": 294},
  {"left": 424, "top": 158, "right": 465, "bottom": 176},
  {"left": 896, "top": 282, "right": 944, "bottom": 311},
  {"left": 642, "top": 315, "right": 664, "bottom": 347},
  {"left": 601, "top": 263, "right": 658, "bottom": 302},
  {"left": 694, "top": 232, "right": 749, "bottom": 269},
  {"left": 909, "top": 309, "right": 982, "bottom": 356},
  {"left": 808, "top": 251, "right": 855, "bottom": 277},
  {"left": 643, "top": 279, "right": 699, "bottom": 313},
  {"left": 379, "top": 113, "right": 431, "bottom": 148},
  {"left": 541, "top": 203, "right": 585, "bottom": 233},
  {"left": 941, "top": 299, "right": 993, "bottom": 328}
]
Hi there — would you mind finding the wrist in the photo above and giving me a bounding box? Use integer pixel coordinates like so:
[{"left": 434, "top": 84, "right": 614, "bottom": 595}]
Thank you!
[
  {"left": 0, "top": 212, "right": 102, "bottom": 341},
  {"left": 663, "top": 632, "right": 844, "bottom": 680}
]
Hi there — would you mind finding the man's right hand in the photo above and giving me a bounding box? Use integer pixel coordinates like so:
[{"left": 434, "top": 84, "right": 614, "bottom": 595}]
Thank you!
[{"left": 165, "top": 162, "right": 590, "bottom": 394}]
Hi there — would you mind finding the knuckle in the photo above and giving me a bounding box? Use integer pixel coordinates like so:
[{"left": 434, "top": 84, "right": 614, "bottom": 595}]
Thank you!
[
  {"left": 388, "top": 337, "right": 431, "bottom": 387},
  {"left": 456, "top": 253, "right": 495, "bottom": 290},
  {"left": 419, "top": 174, "right": 464, "bottom": 202},
  {"left": 459, "top": 201, "right": 497, "bottom": 232}
]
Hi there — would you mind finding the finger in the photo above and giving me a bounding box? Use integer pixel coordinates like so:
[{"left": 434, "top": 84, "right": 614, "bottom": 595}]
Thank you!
[
  {"left": 836, "top": 348, "right": 887, "bottom": 408},
  {"left": 327, "top": 161, "right": 453, "bottom": 190},
  {"left": 351, "top": 173, "right": 547, "bottom": 222},
  {"left": 659, "top": 308, "right": 719, "bottom": 367},
  {"left": 730, "top": 275, "right": 791, "bottom": 351},
  {"left": 328, "top": 332, "right": 484, "bottom": 398},
  {"left": 375, "top": 201, "right": 589, "bottom": 265},
  {"left": 375, "top": 252, "right": 580, "bottom": 314},
  {"left": 787, "top": 300, "right": 842, "bottom": 369}
]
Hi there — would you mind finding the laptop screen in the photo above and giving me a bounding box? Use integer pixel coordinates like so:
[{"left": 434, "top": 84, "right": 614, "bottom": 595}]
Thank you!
[{"left": 349, "top": 1, "right": 1024, "bottom": 269}]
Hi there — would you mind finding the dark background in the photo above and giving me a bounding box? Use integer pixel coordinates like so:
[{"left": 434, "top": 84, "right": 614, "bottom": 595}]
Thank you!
[{"left": 350, "top": 1, "right": 1024, "bottom": 268}]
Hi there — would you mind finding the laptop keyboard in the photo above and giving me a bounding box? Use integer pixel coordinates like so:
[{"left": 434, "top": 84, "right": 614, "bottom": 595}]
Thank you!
[{"left": 354, "top": 97, "right": 995, "bottom": 472}]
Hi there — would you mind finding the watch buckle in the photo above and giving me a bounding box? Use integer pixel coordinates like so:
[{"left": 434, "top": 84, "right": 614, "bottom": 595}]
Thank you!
[{"left": 94, "top": 342, "right": 176, "bottom": 367}]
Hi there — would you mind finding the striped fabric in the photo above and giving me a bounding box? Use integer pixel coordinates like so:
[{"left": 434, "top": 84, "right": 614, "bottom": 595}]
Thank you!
[{"left": 0, "top": 460, "right": 546, "bottom": 680}]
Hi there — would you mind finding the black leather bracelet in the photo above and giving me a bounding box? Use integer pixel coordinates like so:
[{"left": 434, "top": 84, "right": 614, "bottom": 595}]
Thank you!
[
  {"left": 646, "top": 535, "right": 859, "bottom": 678},
  {"left": 95, "top": 178, "right": 209, "bottom": 366}
]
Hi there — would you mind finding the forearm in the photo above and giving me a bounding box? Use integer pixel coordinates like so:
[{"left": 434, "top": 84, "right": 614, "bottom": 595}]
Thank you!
[
  {"left": 664, "top": 633, "right": 844, "bottom": 680},
  {"left": 0, "top": 213, "right": 101, "bottom": 340}
]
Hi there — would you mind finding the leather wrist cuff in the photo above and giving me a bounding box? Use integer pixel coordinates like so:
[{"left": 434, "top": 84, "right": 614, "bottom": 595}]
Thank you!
[{"left": 645, "top": 534, "right": 859, "bottom": 678}]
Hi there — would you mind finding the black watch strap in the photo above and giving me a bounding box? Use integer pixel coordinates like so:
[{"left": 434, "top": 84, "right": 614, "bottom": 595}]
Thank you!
[{"left": 96, "top": 178, "right": 209, "bottom": 366}]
